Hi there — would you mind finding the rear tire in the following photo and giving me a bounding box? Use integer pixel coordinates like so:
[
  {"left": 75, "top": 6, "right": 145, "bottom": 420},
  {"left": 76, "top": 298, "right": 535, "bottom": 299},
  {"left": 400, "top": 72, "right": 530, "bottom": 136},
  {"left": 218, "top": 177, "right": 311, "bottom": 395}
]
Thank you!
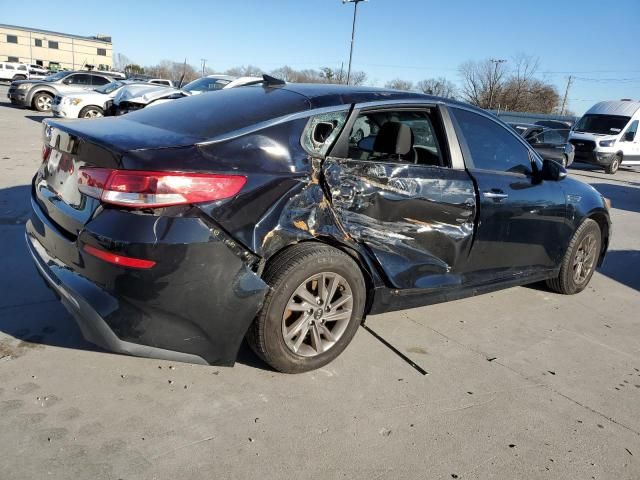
[
  {"left": 247, "top": 243, "right": 366, "bottom": 373},
  {"left": 12, "top": 74, "right": 26, "bottom": 81},
  {"left": 79, "top": 105, "right": 104, "bottom": 119},
  {"left": 32, "top": 92, "right": 53, "bottom": 112},
  {"left": 546, "top": 218, "right": 601, "bottom": 295},
  {"left": 605, "top": 154, "right": 621, "bottom": 174}
]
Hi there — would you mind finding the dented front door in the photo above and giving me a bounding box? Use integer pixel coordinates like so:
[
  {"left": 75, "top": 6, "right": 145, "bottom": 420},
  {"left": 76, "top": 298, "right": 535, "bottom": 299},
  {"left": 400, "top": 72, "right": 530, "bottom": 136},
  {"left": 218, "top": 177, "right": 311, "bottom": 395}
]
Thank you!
[{"left": 322, "top": 159, "right": 477, "bottom": 290}]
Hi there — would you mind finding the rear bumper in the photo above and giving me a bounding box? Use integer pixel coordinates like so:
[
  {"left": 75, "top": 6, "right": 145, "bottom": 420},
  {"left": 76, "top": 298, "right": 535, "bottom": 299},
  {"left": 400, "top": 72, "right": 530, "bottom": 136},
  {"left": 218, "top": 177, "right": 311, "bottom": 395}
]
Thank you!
[{"left": 26, "top": 195, "right": 269, "bottom": 366}]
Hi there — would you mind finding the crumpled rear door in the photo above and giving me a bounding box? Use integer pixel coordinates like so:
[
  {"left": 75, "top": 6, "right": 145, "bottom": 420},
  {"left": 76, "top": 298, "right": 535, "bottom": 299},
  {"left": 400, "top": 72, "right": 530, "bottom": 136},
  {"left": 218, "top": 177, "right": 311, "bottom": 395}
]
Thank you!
[{"left": 322, "top": 159, "right": 476, "bottom": 290}]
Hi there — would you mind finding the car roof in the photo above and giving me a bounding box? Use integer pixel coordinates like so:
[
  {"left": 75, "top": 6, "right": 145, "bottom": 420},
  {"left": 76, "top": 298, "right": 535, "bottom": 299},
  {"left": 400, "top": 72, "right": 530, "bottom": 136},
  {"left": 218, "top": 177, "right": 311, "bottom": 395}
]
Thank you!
[
  {"left": 268, "top": 83, "right": 473, "bottom": 110},
  {"left": 586, "top": 100, "right": 640, "bottom": 117}
]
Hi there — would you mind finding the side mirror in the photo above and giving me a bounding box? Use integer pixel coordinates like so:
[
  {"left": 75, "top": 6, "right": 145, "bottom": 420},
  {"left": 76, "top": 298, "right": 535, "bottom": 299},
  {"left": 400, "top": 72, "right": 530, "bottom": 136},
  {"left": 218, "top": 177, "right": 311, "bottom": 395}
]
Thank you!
[
  {"left": 541, "top": 158, "right": 567, "bottom": 181},
  {"left": 624, "top": 131, "right": 635, "bottom": 142},
  {"left": 62, "top": 78, "right": 71, "bottom": 85}
]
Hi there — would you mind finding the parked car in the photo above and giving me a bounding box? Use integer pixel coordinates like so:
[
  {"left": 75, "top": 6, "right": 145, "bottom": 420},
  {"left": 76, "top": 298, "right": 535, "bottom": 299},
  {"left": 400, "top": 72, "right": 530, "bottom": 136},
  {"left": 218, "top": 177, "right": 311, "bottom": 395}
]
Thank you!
[
  {"left": 509, "top": 123, "right": 575, "bottom": 167},
  {"left": 569, "top": 100, "right": 640, "bottom": 174},
  {"left": 535, "top": 119, "right": 573, "bottom": 130},
  {"left": 181, "top": 74, "right": 235, "bottom": 94},
  {"left": 108, "top": 84, "right": 190, "bottom": 115},
  {"left": 27, "top": 64, "right": 49, "bottom": 78},
  {"left": 51, "top": 80, "right": 152, "bottom": 119},
  {"left": 26, "top": 84, "right": 611, "bottom": 373},
  {"left": 108, "top": 76, "right": 267, "bottom": 115},
  {"left": 8, "top": 70, "right": 118, "bottom": 111},
  {"left": 0, "top": 62, "right": 29, "bottom": 82}
]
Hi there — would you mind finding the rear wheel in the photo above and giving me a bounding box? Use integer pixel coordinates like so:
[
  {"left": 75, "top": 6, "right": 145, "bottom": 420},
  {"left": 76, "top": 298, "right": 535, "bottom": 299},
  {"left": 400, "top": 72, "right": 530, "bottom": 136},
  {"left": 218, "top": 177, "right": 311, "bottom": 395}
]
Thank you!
[
  {"left": 605, "top": 154, "right": 621, "bottom": 174},
  {"left": 247, "top": 243, "right": 366, "bottom": 373},
  {"left": 79, "top": 106, "right": 104, "bottom": 119},
  {"left": 546, "top": 218, "right": 601, "bottom": 295},
  {"left": 33, "top": 92, "right": 53, "bottom": 112}
]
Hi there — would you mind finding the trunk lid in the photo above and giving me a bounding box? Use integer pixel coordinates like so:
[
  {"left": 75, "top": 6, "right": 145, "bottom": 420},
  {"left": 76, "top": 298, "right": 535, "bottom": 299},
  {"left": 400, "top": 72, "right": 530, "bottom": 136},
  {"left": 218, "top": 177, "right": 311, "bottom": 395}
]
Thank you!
[{"left": 34, "top": 118, "right": 206, "bottom": 236}]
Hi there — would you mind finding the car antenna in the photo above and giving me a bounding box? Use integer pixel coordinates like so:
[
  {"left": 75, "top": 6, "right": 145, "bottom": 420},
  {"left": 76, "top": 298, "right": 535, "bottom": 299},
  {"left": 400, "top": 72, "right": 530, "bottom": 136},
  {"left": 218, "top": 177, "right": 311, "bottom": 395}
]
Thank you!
[
  {"left": 177, "top": 58, "right": 187, "bottom": 89},
  {"left": 262, "top": 74, "right": 286, "bottom": 86}
]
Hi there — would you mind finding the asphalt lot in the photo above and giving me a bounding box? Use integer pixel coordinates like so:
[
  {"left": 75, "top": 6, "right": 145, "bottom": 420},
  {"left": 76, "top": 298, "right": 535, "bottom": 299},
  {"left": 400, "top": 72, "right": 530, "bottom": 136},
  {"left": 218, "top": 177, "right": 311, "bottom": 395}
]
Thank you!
[{"left": 0, "top": 84, "right": 639, "bottom": 480}]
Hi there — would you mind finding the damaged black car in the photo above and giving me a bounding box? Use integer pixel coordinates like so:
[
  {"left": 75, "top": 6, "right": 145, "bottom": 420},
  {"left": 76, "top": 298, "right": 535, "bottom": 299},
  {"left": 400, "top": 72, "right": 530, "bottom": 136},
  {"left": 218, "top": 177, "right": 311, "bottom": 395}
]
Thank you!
[{"left": 26, "top": 82, "right": 611, "bottom": 373}]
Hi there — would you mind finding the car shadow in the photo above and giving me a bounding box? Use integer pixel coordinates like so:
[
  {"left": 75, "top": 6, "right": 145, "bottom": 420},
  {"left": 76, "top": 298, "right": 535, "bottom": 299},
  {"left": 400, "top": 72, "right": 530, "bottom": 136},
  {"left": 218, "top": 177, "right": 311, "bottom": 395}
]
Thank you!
[
  {"left": 25, "top": 115, "right": 47, "bottom": 123},
  {"left": 0, "top": 185, "right": 100, "bottom": 355},
  {"left": 0, "top": 183, "right": 269, "bottom": 369},
  {"left": 598, "top": 250, "right": 640, "bottom": 292},
  {"left": 589, "top": 183, "right": 640, "bottom": 214}
]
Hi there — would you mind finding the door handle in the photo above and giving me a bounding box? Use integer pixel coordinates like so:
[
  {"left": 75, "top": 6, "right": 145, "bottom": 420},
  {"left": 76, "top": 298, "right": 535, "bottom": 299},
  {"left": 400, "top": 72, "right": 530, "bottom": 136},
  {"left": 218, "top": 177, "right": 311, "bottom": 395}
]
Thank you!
[{"left": 483, "top": 191, "right": 508, "bottom": 200}]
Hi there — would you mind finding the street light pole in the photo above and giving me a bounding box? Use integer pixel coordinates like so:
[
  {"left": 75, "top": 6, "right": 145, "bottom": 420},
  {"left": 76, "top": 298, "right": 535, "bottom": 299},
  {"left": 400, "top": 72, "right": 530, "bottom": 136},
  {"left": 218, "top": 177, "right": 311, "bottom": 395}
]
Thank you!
[
  {"left": 343, "top": 0, "right": 367, "bottom": 85},
  {"left": 488, "top": 58, "right": 506, "bottom": 110},
  {"left": 200, "top": 58, "right": 207, "bottom": 76}
]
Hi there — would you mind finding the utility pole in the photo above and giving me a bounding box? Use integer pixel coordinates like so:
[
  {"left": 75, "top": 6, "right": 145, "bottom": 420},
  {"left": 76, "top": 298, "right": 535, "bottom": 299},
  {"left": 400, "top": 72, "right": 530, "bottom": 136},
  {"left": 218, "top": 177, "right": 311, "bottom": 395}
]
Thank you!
[
  {"left": 343, "top": 0, "right": 367, "bottom": 85},
  {"left": 488, "top": 58, "right": 506, "bottom": 110},
  {"left": 200, "top": 59, "right": 207, "bottom": 76},
  {"left": 560, "top": 75, "right": 573, "bottom": 116}
]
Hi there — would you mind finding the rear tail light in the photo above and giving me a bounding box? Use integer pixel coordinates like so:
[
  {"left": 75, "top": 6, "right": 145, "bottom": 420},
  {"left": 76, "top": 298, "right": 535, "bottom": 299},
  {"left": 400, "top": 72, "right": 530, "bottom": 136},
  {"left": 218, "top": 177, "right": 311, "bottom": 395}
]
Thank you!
[{"left": 77, "top": 168, "right": 246, "bottom": 208}]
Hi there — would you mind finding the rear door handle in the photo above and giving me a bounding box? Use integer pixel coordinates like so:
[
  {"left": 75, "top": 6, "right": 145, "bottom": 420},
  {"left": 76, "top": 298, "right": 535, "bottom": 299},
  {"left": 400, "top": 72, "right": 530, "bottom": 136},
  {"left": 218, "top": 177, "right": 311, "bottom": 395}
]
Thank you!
[{"left": 483, "top": 191, "right": 508, "bottom": 200}]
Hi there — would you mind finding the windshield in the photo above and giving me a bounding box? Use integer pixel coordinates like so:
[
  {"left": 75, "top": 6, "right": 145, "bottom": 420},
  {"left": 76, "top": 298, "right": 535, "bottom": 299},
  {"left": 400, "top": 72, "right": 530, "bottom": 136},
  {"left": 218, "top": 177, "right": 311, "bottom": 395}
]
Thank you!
[
  {"left": 42, "top": 71, "right": 69, "bottom": 82},
  {"left": 574, "top": 114, "right": 631, "bottom": 135},
  {"left": 183, "top": 77, "right": 231, "bottom": 93},
  {"left": 95, "top": 81, "right": 124, "bottom": 94}
]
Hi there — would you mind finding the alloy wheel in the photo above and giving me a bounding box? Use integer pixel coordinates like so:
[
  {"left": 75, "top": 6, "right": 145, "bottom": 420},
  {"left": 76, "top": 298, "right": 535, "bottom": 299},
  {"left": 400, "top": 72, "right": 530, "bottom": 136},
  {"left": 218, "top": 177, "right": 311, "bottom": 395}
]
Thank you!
[
  {"left": 37, "top": 95, "right": 52, "bottom": 111},
  {"left": 84, "top": 109, "right": 103, "bottom": 118},
  {"left": 573, "top": 233, "right": 597, "bottom": 284},
  {"left": 281, "top": 272, "right": 353, "bottom": 357}
]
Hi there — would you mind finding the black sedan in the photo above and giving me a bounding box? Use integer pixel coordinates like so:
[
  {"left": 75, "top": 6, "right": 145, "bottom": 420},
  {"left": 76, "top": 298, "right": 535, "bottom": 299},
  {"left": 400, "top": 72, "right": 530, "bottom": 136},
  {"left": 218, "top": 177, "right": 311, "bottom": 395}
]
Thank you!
[
  {"left": 26, "top": 83, "right": 611, "bottom": 373},
  {"left": 509, "top": 123, "right": 575, "bottom": 167}
]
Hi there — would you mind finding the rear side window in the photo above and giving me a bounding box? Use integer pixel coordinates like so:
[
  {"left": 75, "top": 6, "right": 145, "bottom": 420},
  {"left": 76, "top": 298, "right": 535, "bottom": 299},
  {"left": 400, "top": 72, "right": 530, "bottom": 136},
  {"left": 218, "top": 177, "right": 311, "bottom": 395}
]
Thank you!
[
  {"left": 91, "top": 75, "right": 110, "bottom": 86},
  {"left": 302, "top": 111, "right": 348, "bottom": 156},
  {"left": 453, "top": 108, "right": 533, "bottom": 175}
]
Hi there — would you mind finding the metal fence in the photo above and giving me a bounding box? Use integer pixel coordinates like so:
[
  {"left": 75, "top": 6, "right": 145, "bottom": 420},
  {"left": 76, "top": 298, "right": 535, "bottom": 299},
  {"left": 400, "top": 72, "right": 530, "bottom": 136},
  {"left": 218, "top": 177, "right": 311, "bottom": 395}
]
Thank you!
[{"left": 487, "top": 110, "right": 578, "bottom": 126}]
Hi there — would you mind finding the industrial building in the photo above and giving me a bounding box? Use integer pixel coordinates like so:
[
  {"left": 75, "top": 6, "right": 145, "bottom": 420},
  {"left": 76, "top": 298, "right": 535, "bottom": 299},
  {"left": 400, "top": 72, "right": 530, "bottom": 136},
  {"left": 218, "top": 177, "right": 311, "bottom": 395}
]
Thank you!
[{"left": 0, "top": 24, "right": 112, "bottom": 70}]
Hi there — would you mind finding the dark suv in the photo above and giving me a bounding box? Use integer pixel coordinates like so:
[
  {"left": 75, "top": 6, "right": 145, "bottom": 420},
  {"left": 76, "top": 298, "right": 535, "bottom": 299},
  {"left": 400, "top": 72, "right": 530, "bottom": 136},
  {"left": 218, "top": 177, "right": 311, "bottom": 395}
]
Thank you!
[{"left": 8, "top": 71, "right": 116, "bottom": 111}]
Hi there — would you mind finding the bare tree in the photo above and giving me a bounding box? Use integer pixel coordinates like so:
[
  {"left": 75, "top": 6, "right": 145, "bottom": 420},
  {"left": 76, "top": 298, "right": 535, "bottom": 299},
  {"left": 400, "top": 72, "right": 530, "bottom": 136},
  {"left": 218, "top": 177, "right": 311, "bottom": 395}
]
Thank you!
[
  {"left": 145, "top": 60, "right": 199, "bottom": 84},
  {"left": 225, "top": 65, "right": 264, "bottom": 77},
  {"left": 385, "top": 78, "right": 414, "bottom": 91},
  {"left": 416, "top": 77, "right": 457, "bottom": 98},
  {"left": 458, "top": 59, "right": 507, "bottom": 108}
]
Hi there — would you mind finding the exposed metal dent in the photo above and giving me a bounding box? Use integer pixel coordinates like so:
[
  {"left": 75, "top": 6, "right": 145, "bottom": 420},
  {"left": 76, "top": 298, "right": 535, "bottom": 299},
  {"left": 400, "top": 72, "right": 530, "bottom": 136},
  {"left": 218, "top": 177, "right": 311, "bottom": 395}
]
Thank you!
[{"left": 322, "top": 158, "right": 476, "bottom": 290}]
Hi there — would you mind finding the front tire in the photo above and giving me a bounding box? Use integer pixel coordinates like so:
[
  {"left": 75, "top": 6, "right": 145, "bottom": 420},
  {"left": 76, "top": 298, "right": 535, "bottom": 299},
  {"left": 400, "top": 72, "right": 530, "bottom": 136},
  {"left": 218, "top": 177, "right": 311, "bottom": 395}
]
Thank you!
[
  {"left": 247, "top": 243, "right": 366, "bottom": 373},
  {"left": 605, "top": 154, "right": 621, "bottom": 174},
  {"left": 32, "top": 92, "right": 53, "bottom": 112},
  {"left": 546, "top": 219, "right": 601, "bottom": 295},
  {"left": 79, "top": 105, "right": 104, "bottom": 119}
]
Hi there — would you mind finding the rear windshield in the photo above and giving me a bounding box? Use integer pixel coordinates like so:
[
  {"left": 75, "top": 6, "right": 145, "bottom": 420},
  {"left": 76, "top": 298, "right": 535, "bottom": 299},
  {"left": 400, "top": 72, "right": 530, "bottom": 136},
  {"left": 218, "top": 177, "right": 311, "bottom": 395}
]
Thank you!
[
  {"left": 124, "top": 86, "right": 311, "bottom": 139},
  {"left": 574, "top": 114, "right": 631, "bottom": 135}
]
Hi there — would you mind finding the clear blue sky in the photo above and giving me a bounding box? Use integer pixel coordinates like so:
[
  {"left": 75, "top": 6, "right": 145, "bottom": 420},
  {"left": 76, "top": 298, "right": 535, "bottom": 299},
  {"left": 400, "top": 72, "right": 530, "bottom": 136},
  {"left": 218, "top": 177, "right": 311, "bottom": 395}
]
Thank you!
[{"left": 3, "top": 0, "right": 640, "bottom": 114}]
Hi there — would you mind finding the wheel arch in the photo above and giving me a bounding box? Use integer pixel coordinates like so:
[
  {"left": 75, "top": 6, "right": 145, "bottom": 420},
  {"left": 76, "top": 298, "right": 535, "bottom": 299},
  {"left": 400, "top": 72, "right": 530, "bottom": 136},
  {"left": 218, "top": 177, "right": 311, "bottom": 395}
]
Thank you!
[
  {"left": 585, "top": 209, "right": 610, "bottom": 267},
  {"left": 29, "top": 88, "right": 55, "bottom": 108},
  {"left": 259, "top": 238, "right": 383, "bottom": 317}
]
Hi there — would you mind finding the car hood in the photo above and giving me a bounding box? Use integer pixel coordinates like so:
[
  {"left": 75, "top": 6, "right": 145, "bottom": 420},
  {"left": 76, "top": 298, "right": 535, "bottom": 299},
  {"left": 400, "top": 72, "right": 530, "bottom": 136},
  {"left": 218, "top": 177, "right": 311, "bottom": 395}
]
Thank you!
[{"left": 114, "top": 85, "right": 189, "bottom": 105}]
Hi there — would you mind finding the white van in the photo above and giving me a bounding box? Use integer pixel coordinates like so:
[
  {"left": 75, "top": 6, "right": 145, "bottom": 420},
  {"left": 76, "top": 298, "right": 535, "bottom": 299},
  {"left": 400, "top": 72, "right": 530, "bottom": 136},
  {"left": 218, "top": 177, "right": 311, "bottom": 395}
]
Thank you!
[
  {"left": 569, "top": 100, "right": 640, "bottom": 174},
  {"left": 0, "top": 62, "right": 29, "bottom": 82}
]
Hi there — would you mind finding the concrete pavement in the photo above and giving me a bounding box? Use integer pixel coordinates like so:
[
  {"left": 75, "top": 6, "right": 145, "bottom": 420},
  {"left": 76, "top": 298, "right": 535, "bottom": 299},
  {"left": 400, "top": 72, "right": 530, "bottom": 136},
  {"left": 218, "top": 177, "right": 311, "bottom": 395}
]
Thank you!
[{"left": 0, "top": 85, "right": 638, "bottom": 479}]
